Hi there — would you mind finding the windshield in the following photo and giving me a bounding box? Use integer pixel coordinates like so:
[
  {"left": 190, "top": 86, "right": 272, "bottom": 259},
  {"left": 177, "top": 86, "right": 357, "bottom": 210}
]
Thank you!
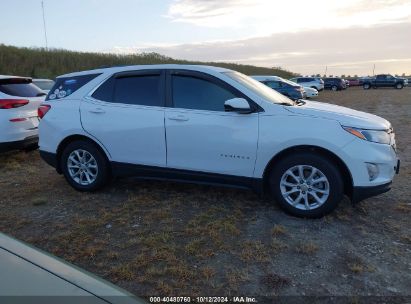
[
  {"left": 223, "top": 71, "right": 294, "bottom": 106},
  {"left": 280, "top": 78, "right": 300, "bottom": 87}
]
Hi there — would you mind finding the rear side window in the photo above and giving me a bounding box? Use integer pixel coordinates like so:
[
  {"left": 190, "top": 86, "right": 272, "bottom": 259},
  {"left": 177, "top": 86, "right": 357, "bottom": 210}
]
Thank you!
[
  {"left": 113, "top": 75, "right": 162, "bottom": 106},
  {"left": 92, "top": 74, "right": 163, "bottom": 107},
  {"left": 172, "top": 75, "right": 236, "bottom": 111},
  {"left": 46, "top": 73, "right": 100, "bottom": 101},
  {"left": 0, "top": 78, "right": 45, "bottom": 97}
]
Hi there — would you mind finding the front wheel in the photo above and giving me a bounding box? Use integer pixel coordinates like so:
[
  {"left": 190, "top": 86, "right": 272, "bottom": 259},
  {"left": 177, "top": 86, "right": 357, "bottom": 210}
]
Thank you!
[
  {"left": 269, "top": 153, "right": 344, "bottom": 218},
  {"left": 395, "top": 83, "right": 403, "bottom": 89},
  {"left": 363, "top": 83, "right": 371, "bottom": 89},
  {"left": 331, "top": 85, "right": 338, "bottom": 91},
  {"left": 61, "top": 140, "right": 109, "bottom": 191}
]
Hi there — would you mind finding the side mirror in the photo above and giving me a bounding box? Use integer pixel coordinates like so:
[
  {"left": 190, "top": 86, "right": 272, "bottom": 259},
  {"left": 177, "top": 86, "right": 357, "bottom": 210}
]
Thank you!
[{"left": 224, "top": 98, "right": 253, "bottom": 114}]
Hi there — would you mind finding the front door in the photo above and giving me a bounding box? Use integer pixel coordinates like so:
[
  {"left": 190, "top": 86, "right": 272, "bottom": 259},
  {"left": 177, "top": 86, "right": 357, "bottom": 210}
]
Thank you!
[{"left": 164, "top": 70, "right": 259, "bottom": 177}]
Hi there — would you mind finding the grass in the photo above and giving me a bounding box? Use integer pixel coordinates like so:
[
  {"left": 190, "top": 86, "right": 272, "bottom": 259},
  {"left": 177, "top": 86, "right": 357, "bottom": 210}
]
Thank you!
[
  {"left": 0, "top": 43, "right": 295, "bottom": 79},
  {"left": 295, "top": 241, "right": 319, "bottom": 255},
  {"left": 260, "top": 273, "right": 291, "bottom": 290},
  {"left": 32, "top": 197, "right": 48, "bottom": 206},
  {"left": 271, "top": 225, "right": 287, "bottom": 236},
  {"left": 110, "top": 264, "right": 135, "bottom": 282},
  {"left": 240, "top": 240, "right": 270, "bottom": 262},
  {"left": 345, "top": 254, "right": 374, "bottom": 274}
]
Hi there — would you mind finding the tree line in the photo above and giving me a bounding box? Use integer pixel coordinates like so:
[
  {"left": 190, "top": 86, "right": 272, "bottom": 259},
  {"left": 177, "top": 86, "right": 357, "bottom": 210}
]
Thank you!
[{"left": 0, "top": 44, "right": 295, "bottom": 79}]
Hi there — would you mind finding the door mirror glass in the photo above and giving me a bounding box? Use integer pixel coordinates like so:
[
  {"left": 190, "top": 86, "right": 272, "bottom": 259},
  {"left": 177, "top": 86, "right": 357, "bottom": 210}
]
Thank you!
[{"left": 224, "top": 98, "right": 252, "bottom": 114}]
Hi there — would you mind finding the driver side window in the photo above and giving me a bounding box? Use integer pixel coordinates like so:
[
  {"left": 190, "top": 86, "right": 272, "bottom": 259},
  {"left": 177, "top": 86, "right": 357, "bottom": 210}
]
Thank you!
[
  {"left": 172, "top": 75, "right": 237, "bottom": 111},
  {"left": 264, "top": 81, "right": 281, "bottom": 89}
]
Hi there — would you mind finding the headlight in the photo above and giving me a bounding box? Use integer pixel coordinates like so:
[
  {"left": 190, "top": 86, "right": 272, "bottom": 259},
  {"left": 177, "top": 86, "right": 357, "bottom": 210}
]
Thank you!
[{"left": 343, "top": 126, "right": 391, "bottom": 144}]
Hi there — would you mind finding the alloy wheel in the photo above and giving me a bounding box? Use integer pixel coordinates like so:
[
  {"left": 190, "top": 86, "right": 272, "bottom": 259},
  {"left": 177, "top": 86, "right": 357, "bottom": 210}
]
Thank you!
[
  {"left": 280, "top": 165, "right": 330, "bottom": 210},
  {"left": 67, "top": 149, "right": 98, "bottom": 186}
]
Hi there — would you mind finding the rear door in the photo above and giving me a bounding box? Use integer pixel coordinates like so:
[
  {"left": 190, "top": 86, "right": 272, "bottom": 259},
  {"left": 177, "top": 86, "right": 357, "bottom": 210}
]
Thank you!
[{"left": 81, "top": 70, "right": 167, "bottom": 167}]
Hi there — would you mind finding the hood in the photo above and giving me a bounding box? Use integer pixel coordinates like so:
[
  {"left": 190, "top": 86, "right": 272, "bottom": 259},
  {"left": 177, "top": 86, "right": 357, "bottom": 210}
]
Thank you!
[
  {"left": 303, "top": 87, "right": 317, "bottom": 93},
  {"left": 286, "top": 100, "right": 391, "bottom": 130}
]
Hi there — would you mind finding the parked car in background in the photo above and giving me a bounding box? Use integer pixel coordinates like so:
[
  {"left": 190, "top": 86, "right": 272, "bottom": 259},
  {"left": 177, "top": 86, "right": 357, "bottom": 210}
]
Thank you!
[
  {"left": 0, "top": 233, "right": 143, "bottom": 303},
  {"left": 362, "top": 74, "right": 408, "bottom": 89},
  {"left": 359, "top": 77, "right": 373, "bottom": 86},
  {"left": 343, "top": 79, "right": 349, "bottom": 88},
  {"left": 38, "top": 64, "right": 399, "bottom": 218},
  {"left": 289, "top": 77, "right": 324, "bottom": 91},
  {"left": 348, "top": 79, "right": 360, "bottom": 86},
  {"left": 323, "top": 77, "right": 346, "bottom": 91},
  {"left": 252, "top": 75, "right": 306, "bottom": 100},
  {"left": 32, "top": 79, "right": 55, "bottom": 94},
  {"left": 0, "top": 75, "right": 45, "bottom": 153},
  {"left": 302, "top": 86, "right": 318, "bottom": 98}
]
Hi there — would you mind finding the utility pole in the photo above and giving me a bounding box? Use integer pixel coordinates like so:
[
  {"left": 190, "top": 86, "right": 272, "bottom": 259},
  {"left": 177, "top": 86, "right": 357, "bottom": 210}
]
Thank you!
[
  {"left": 41, "top": 1, "right": 48, "bottom": 50},
  {"left": 372, "top": 64, "right": 375, "bottom": 76},
  {"left": 324, "top": 65, "right": 328, "bottom": 77}
]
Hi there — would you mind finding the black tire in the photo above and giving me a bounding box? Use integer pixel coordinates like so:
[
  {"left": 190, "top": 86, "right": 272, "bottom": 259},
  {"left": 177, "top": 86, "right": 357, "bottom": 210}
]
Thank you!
[
  {"left": 395, "top": 83, "right": 403, "bottom": 89},
  {"left": 331, "top": 85, "right": 338, "bottom": 91},
  {"left": 363, "top": 83, "right": 370, "bottom": 90},
  {"left": 61, "top": 140, "right": 109, "bottom": 191},
  {"left": 268, "top": 152, "right": 344, "bottom": 218}
]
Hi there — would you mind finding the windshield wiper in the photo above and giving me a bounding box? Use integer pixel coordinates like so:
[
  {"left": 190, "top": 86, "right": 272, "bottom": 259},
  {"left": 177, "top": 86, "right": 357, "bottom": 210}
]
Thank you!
[{"left": 278, "top": 102, "right": 295, "bottom": 106}]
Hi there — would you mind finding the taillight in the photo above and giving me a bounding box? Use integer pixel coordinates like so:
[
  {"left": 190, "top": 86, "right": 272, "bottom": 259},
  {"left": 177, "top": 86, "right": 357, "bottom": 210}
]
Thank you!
[
  {"left": 0, "top": 99, "right": 29, "bottom": 109},
  {"left": 38, "top": 105, "right": 51, "bottom": 119}
]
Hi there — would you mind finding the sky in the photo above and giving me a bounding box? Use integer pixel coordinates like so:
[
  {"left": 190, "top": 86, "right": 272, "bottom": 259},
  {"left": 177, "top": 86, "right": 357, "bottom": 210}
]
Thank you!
[{"left": 1, "top": 0, "right": 411, "bottom": 76}]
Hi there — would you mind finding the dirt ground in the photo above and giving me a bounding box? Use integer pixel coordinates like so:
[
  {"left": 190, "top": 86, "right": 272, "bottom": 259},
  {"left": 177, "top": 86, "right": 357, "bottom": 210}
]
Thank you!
[{"left": 0, "top": 87, "right": 410, "bottom": 302}]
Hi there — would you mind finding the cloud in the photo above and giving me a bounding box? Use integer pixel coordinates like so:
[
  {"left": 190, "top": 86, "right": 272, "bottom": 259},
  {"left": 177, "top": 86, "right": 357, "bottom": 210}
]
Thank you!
[
  {"left": 166, "top": 0, "right": 411, "bottom": 33},
  {"left": 111, "top": 22, "right": 411, "bottom": 76}
]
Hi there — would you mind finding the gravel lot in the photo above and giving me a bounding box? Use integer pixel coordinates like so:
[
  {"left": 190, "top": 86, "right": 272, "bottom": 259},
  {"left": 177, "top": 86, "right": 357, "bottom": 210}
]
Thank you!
[{"left": 0, "top": 87, "right": 410, "bottom": 302}]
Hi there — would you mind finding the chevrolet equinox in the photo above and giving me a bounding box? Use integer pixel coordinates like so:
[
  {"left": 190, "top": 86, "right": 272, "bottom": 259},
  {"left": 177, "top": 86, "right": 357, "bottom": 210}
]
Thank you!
[{"left": 38, "top": 65, "right": 399, "bottom": 218}]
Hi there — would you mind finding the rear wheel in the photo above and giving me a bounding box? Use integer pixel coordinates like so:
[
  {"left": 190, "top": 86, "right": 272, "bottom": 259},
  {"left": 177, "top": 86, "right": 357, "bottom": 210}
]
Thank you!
[
  {"left": 61, "top": 140, "right": 109, "bottom": 191},
  {"left": 269, "top": 152, "right": 344, "bottom": 218},
  {"left": 395, "top": 83, "right": 403, "bottom": 89},
  {"left": 331, "top": 85, "right": 338, "bottom": 91}
]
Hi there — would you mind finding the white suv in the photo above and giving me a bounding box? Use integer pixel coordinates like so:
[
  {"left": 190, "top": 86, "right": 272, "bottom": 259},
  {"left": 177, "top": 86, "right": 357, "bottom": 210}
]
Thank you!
[
  {"left": 290, "top": 77, "right": 324, "bottom": 91},
  {"left": 0, "top": 76, "right": 45, "bottom": 153},
  {"left": 38, "top": 65, "right": 399, "bottom": 218}
]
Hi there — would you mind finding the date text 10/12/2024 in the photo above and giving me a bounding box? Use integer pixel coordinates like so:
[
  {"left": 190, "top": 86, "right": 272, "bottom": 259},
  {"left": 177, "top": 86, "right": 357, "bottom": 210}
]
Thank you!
[{"left": 149, "top": 296, "right": 257, "bottom": 303}]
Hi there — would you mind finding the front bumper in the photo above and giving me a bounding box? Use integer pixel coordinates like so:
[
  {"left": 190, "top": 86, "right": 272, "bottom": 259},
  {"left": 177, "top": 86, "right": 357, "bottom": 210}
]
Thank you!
[
  {"left": 0, "top": 136, "right": 38, "bottom": 153},
  {"left": 352, "top": 182, "right": 392, "bottom": 203}
]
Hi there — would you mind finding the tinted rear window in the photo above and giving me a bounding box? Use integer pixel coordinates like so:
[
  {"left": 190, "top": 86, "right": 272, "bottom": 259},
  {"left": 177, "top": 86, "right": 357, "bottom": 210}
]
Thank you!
[
  {"left": 93, "top": 74, "right": 163, "bottom": 107},
  {"left": 0, "top": 78, "right": 45, "bottom": 97},
  {"left": 46, "top": 73, "right": 100, "bottom": 101},
  {"left": 113, "top": 75, "right": 162, "bottom": 106}
]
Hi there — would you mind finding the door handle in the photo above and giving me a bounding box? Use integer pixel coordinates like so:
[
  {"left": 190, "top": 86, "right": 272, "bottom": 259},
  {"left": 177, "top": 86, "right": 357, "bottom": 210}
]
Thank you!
[
  {"left": 168, "top": 115, "right": 189, "bottom": 121},
  {"left": 89, "top": 108, "right": 105, "bottom": 114}
]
